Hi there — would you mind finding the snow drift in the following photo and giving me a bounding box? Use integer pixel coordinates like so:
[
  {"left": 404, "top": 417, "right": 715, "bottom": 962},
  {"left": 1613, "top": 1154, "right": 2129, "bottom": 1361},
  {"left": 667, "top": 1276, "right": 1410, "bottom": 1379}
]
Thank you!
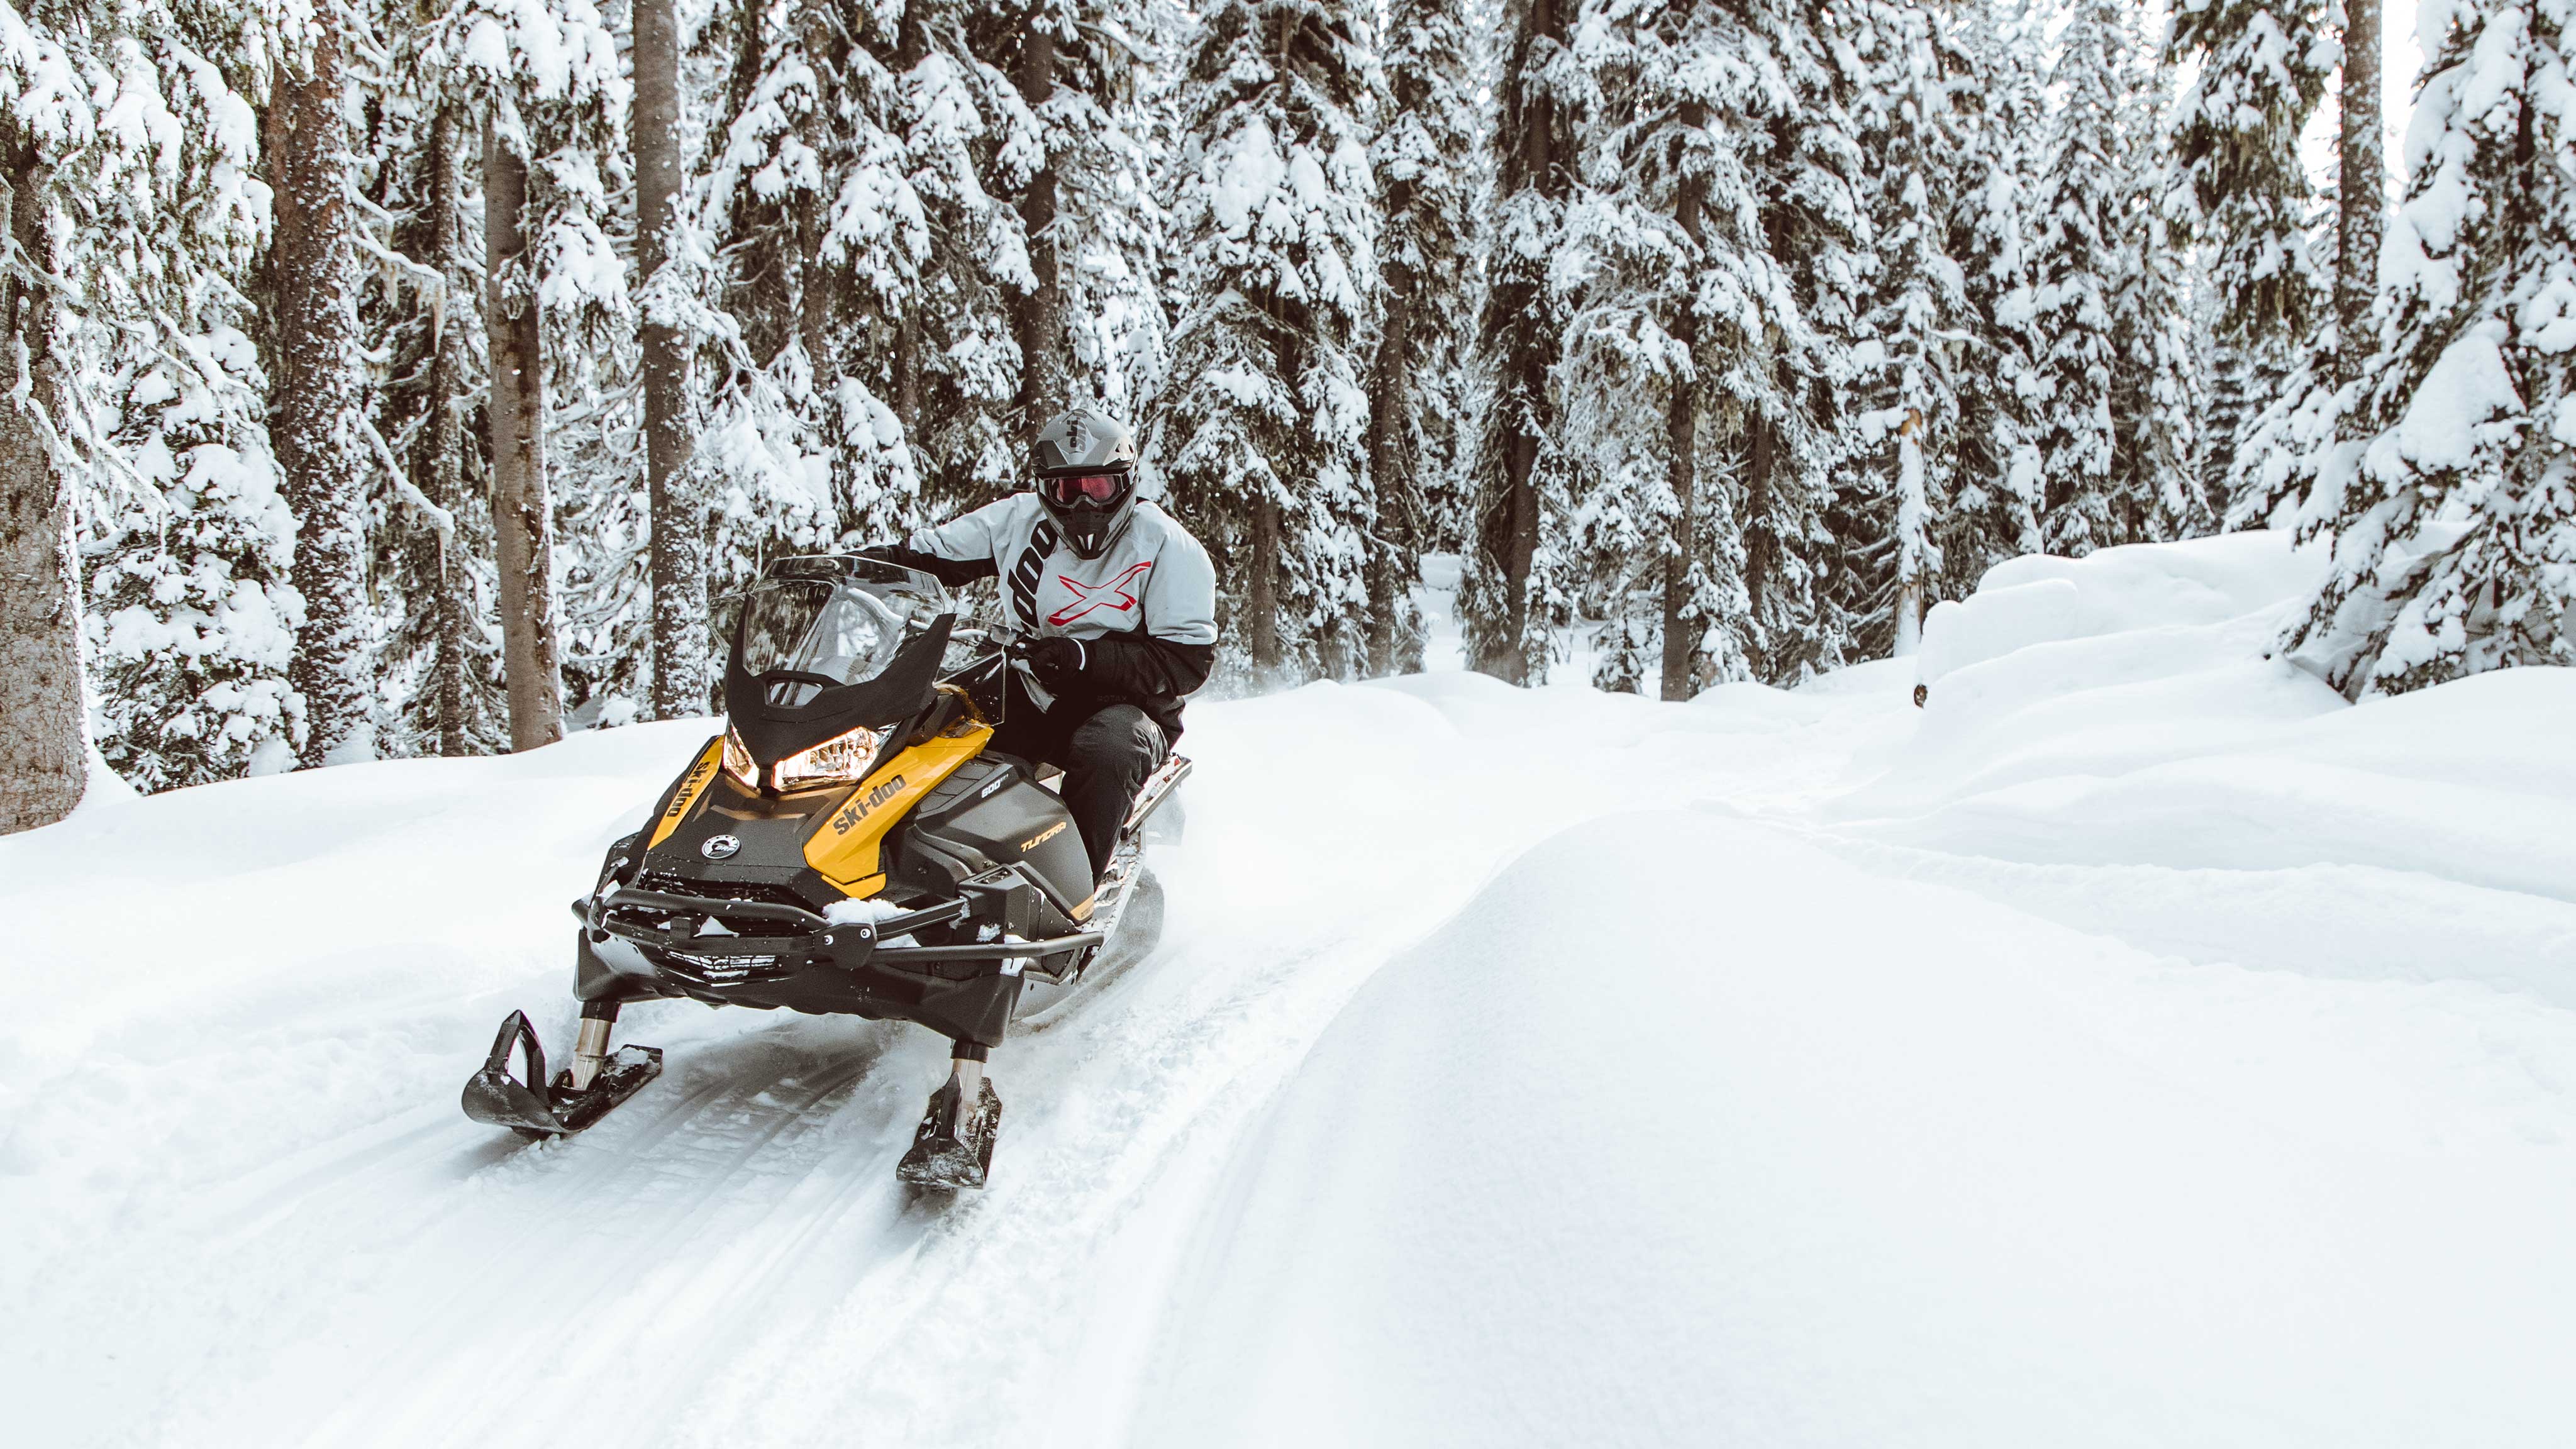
[{"left": 5, "top": 531, "right": 2572, "bottom": 1447}]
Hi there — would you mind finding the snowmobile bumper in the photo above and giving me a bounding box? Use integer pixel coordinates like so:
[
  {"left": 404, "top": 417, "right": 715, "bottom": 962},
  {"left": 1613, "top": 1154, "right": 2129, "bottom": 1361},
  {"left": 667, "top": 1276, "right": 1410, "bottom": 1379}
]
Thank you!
[
  {"left": 460, "top": 1009, "right": 662, "bottom": 1138},
  {"left": 570, "top": 880, "right": 1104, "bottom": 1050}
]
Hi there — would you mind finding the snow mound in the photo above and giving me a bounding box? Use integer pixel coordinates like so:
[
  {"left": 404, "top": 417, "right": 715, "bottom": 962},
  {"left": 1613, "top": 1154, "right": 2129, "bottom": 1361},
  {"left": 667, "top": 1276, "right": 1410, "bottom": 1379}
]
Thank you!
[{"left": 1140, "top": 810, "right": 2576, "bottom": 1448}]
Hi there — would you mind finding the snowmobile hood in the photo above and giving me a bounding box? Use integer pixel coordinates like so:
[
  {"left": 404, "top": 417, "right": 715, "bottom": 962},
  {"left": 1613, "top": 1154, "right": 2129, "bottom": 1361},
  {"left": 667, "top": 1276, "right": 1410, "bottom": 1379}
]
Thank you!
[{"left": 722, "top": 611, "right": 954, "bottom": 769}]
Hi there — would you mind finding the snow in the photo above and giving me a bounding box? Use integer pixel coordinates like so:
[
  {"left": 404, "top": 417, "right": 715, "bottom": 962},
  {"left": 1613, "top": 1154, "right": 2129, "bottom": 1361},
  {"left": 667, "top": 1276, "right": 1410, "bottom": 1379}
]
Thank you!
[{"left": 8, "top": 535, "right": 2576, "bottom": 1446}]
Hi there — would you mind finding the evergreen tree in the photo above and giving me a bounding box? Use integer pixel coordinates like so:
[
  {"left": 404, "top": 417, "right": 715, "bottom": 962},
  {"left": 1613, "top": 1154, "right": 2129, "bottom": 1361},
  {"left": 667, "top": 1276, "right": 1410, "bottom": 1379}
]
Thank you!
[
  {"left": 2023, "top": 0, "right": 2133, "bottom": 556},
  {"left": 1362, "top": 0, "right": 1477, "bottom": 675},
  {"left": 2111, "top": 53, "right": 2204, "bottom": 541},
  {"left": 1940, "top": 0, "right": 2046, "bottom": 584},
  {"left": 1846, "top": 0, "right": 1970, "bottom": 657},
  {"left": 1151, "top": 0, "right": 1383, "bottom": 683},
  {"left": 1460, "top": 0, "right": 1576, "bottom": 683},
  {"left": 2163, "top": 0, "right": 2334, "bottom": 506},
  {"left": 2279, "top": 0, "right": 2576, "bottom": 695},
  {"left": 3, "top": 1, "right": 290, "bottom": 811}
]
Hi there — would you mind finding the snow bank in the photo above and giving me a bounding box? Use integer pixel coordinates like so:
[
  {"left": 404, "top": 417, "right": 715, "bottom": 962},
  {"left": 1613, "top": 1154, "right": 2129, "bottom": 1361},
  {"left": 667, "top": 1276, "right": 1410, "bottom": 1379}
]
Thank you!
[{"left": 1140, "top": 811, "right": 2576, "bottom": 1448}]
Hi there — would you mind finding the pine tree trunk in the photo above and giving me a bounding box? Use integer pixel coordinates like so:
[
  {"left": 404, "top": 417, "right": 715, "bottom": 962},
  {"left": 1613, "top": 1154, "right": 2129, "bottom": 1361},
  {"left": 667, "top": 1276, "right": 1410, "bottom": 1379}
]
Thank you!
[
  {"left": 0, "top": 138, "right": 87, "bottom": 833},
  {"left": 1249, "top": 489, "right": 1280, "bottom": 674},
  {"left": 637, "top": 0, "right": 705, "bottom": 720},
  {"left": 794, "top": 1, "right": 835, "bottom": 380},
  {"left": 1659, "top": 101, "right": 1707, "bottom": 702},
  {"left": 1014, "top": 28, "right": 1063, "bottom": 438},
  {"left": 2334, "top": 0, "right": 2384, "bottom": 386},
  {"left": 893, "top": 1, "right": 929, "bottom": 437},
  {"left": 269, "top": 19, "right": 375, "bottom": 768},
  {"left": 1743, "top": 414, "right": 1777, "bottom": 680},
  {"left": 424, "top": 104, "right": 471, "bottom": 757},
  {"left": 483, "top": 113, "right": 565, "bottom": 752},
  {"left": 1364, "top": 221, "right": 1415, "bottom": 677}
]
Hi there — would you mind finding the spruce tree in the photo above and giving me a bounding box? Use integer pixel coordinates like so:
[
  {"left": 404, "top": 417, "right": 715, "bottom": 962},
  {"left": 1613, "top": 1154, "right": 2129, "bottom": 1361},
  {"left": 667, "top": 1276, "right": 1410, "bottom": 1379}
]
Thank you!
[
  {"left": 2023, "top": 0, "right": 2133, "bottom": 556},
  {"left": 1941, "top": 0, "right": 2047, "bottom": 583},
  {"left": 1152, "top": 0, "right": 1383, "bottom": 683},
  {"left": 2163, "top": 0, "right": 2335, "bottom": 505},
  {"left": 1363, "top": 0, "right": 1477, "bottom": 676},
  {"left": 2280, "top": 0, "right": 2576, "bottom": 694},
  {"left": 1460, "top": 0, "right": 1577, "bottom": 683}
]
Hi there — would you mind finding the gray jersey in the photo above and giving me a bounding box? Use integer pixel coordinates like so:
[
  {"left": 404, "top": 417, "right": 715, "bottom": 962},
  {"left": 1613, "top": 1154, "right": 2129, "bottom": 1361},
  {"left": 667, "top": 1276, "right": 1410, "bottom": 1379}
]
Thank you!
[{"left": 908, "top": 494, "right": 1217, "bottom": 711}]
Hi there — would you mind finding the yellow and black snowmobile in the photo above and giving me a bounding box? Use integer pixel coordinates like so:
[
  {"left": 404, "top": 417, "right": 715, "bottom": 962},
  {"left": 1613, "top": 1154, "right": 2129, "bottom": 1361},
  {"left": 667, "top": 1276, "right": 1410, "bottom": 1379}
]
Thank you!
[{"left": 462, "top": 555, "right": 1185, "bottom": 1189}]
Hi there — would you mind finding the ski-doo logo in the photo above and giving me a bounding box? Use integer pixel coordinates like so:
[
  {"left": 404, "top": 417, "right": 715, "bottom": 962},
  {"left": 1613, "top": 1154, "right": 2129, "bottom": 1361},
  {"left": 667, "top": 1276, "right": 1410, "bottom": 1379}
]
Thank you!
[
  {"left": 1019, "top": 820, "right": 1068, "bottom": 853},
  {"left": 701, "top": 835, "right": 741, "bottom": 860},
  {"left": 831, "top": 775, "right": 908, "bottom": 835},
  {"left": 667, "top": 757, "right": 717, "bottom": 819},
  {"left": 1009, "top": 518, "right": 1062, "bottom": 631}
]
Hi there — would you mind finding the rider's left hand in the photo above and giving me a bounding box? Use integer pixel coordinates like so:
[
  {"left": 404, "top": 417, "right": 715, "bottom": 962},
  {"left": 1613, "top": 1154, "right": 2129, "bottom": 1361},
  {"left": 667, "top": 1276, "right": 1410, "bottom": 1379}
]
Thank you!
[{"left": 1023, "top": 635, "right": 1084, "bottom": 688}]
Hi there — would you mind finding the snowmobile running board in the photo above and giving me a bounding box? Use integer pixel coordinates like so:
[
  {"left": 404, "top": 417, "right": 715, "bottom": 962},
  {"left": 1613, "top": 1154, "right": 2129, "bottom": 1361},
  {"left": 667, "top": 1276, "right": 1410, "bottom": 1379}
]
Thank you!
[{"left": 461, "top": 1010, "right": 662, "bottom": 1138}]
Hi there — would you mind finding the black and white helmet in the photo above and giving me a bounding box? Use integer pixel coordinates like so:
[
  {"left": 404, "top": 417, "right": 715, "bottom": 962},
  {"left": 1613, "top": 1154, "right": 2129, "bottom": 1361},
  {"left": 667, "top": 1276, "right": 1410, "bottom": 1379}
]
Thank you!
[{"left": 1031, "top": 406, "right": 1140, "bottom": 560}]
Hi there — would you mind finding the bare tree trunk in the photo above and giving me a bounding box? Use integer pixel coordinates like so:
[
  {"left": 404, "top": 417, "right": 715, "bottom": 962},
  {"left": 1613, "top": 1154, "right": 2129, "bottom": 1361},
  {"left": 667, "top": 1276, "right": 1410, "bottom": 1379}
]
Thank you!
[
  {"left": 2334, "top": 0, "right": 2384, "bottom": 386},
  {"left": 483, "top": 113, "right": 564, "bottom": 751},
  {"left": 1742, "top": 413, "right": 1777, "bottom": 680},
  {"left": 636, "top": 0, "right": 704, "bottom": 720},
  {"left": 423, "top": 104, "right": 471, "bottom": 757},
  {"left": 270, "top": 17, "right": 375, "bottom": 767},
  {"left": 794, "top": 0, "right": 835, "bottom": 382},
  {"left": 1658, "top": 101, "right": 1707, "bottom": 702},
  {"left": 1363, "top": 276, "right": 1412, "bottom": 676},
  {"left": 1248, "top": 490, "right": 1280, "bottom": 674},
  {"left": 1893, "top": 411, "right": 1927, "bottom": 657},
  {"left": 1013, "top": 26, "right": 1063, "bottom": 438},
  {"left": 0, "top": 138, "right": 87, "bottom": 833}
]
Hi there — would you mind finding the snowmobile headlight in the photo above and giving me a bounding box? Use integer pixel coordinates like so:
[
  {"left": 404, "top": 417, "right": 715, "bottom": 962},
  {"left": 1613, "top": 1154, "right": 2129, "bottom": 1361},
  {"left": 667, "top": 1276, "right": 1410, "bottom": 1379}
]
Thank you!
[
  {"left": 770, "top": 724, "right": 890, "bottom": 792},
  {"left": 722, "top": 725, "right": 758, "bottom": 784}
]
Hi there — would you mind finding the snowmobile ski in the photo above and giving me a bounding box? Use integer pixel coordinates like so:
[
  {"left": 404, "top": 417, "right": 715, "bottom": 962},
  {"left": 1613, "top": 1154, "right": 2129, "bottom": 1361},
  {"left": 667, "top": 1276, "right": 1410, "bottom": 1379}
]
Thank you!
[
  {"left": 897, "top": 1076, "right": 1003, "bottom": 1191},
  {"left": 460, "top": 1010, "right": 663, "bottom": 1139}
]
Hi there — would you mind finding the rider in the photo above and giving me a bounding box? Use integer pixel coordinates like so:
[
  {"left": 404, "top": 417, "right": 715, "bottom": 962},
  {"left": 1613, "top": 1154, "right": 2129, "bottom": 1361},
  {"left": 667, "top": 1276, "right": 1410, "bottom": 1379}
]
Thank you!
[{"left": 873, "top": 406, "right": 1217, "bottom": 883}]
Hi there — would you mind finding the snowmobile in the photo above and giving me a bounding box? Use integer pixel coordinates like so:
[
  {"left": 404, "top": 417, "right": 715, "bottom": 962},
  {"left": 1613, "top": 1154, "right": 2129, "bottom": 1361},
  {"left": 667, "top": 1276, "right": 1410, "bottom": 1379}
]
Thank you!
[{"left": 462, "top": 554, "right": 1186, "bottom": 1189}]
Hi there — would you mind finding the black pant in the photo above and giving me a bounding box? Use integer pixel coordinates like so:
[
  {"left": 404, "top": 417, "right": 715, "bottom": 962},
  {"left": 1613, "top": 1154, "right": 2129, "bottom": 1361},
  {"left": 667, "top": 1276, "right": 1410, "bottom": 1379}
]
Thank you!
[{"left": 985, "top": 674, "right": 1169, "bottom": 882}]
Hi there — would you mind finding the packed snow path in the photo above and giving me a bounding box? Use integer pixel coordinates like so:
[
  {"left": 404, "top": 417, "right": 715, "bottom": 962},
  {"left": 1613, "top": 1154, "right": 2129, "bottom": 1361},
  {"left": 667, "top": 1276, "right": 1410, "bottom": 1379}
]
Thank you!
[{"left": 7, "top": 534, "right": 2575, "bottom": 1447}]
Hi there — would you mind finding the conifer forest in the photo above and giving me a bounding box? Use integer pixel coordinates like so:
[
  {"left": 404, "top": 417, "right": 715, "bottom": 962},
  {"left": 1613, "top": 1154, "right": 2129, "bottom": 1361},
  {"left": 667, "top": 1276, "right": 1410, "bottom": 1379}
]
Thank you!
[{"left": 2, "top": 0, "right": 2570, "bottom": 828}]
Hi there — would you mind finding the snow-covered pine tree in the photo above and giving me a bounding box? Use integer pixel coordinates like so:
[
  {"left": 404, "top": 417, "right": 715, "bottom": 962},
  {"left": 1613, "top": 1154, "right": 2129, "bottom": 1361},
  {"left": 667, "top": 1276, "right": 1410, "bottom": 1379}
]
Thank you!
[
  {"left": 2111, "top": 52, "right": 2204, "bottom": 541},
  {"left": 1459, "top": 0, "right": 1577, "bottom": 683},
  {"left": 445, "top": 0, "right": 632, "bottom": 746},
  {"left": 1363, "top": 0, "right": 1478, "bottom": 675},
  {"left": 2021, "top": 0, "right": 2135, "bottom": 556},
  {"left": 1, "top": 3, "right": 293, "bottom": 806},
  {"left": 2279, "top": 0, "right": 2576, "bottom": 695},
  {"left": 1552, "top": 2, "right": 1740, "bottom": 696},
  {"left": 2162, "top": 0, "right": 2334, "bottom": 509},
  {"left": 1732, "top": 0, "right": 1870, "bottom": 682},
  {"left": 1940, "top": 0, "right": 2047, "bottom": 586},
  {"left": 1845, "top": 0, "right": 1970, "bottom": 658},
  {"left": 701, "top": 0, "right": 924, "bottom": 583},
  {"left": 1151, "top": 0, "right": 1382, "bottom": 682}
]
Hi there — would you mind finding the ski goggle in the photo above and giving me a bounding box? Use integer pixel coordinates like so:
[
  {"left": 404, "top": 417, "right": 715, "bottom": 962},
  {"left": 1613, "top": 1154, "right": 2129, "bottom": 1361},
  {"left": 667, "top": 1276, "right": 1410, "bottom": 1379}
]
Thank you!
[{"left": 1041, "top": 472, "right": 1129, "bottom": 508}]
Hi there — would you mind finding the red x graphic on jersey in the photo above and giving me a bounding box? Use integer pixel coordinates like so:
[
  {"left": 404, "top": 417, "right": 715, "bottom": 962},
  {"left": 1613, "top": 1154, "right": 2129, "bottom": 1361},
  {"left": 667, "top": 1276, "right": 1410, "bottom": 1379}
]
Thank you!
[{"left": 1048, "top": 560, "right": 1153, "bottom": 626}]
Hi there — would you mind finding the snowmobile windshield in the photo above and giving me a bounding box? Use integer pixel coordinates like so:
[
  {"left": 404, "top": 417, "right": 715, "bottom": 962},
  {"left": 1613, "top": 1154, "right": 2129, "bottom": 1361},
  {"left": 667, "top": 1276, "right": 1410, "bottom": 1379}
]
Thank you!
[
  {"left": 720, "top": 558, "right": 958, "bottom": 773},
  {"left": 735, "top": 564, "right": 950, "bottom": 702}
]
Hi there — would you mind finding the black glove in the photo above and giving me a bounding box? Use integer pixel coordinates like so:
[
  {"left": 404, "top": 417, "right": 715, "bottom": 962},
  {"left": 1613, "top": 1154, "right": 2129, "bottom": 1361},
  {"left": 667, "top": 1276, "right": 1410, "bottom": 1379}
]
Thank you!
[{"left": 1022, "top": 635, "right": 1085, "bottom": 689}]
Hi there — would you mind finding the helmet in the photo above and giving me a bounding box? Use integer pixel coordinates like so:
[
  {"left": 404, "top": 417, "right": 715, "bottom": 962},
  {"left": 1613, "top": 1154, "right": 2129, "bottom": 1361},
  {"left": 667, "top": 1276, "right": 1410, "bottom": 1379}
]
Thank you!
[{"left": 1031, "top": 406, "right": 1140, "bottom": 560}]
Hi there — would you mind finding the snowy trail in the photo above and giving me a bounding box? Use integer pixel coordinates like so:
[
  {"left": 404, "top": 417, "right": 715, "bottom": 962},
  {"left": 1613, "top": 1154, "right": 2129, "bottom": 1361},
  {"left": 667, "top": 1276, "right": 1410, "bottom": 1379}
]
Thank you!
[{"left": 9, "top": 535, "right": 2576, "bottom": 1446}]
